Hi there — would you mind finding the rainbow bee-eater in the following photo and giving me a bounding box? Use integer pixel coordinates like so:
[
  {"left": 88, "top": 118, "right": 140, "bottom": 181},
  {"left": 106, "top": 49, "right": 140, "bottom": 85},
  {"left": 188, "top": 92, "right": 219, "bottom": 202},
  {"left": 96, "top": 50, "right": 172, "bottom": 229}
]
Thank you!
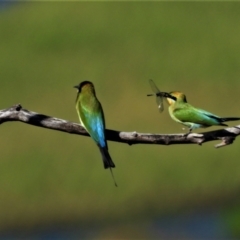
[
  {"left": 74, "top": 81, "right": 117, "bottom": 186},
  {"left": 164, "top": 91, "right": 240, "bottom": 133}
]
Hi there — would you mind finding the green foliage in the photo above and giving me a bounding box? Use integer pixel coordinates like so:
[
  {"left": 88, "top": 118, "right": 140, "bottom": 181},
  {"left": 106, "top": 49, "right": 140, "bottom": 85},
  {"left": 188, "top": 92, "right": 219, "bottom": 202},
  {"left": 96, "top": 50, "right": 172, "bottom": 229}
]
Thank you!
[{"left": 0, "top": 2, "right": 240, "bottom": 236}]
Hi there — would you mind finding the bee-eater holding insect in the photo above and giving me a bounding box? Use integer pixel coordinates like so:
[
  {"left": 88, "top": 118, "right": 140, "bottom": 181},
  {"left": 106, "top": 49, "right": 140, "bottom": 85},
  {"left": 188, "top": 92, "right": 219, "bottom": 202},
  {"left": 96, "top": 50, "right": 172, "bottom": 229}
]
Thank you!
[
  {"left": 164, "top": 91, "right": 240, "bottom": 134},
  {"left": 147, "top": 79, "right": 176, "bottom": 112},
  {"left": 74, "top": 81, "right": 117, "bottom": 186}
]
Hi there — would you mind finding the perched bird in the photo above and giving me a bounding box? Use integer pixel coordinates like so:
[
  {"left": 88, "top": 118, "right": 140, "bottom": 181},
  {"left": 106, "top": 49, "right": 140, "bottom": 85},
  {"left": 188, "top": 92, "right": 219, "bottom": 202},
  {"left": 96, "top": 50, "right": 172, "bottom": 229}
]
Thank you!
[
  {"left": 74, "top": 81, "right": 117, "bottom": 186},
  {"left": 164, "top": 91, "right": 240, "bottom": 133}
]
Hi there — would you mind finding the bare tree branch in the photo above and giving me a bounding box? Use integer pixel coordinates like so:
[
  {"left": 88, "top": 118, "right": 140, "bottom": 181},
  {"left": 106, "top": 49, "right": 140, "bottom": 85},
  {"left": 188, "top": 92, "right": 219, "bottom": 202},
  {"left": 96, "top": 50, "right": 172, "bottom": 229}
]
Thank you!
[{"left": 0, "top": 104, "right": 240, "bottom": 148}]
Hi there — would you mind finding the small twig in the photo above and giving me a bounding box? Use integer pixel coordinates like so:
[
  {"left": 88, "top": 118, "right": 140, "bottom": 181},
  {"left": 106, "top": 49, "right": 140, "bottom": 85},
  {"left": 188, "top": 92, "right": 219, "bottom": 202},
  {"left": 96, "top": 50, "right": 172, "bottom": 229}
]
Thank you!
[{"left": 0, "top": 104, "right": 240, "bottom": 148}]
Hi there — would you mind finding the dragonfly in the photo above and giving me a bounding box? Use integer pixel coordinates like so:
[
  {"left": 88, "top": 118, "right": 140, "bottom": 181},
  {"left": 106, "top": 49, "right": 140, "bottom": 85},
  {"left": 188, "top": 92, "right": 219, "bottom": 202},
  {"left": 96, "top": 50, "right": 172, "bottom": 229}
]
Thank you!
[{"left": 147, "top": 79, "right": 167, "bottom": 113}]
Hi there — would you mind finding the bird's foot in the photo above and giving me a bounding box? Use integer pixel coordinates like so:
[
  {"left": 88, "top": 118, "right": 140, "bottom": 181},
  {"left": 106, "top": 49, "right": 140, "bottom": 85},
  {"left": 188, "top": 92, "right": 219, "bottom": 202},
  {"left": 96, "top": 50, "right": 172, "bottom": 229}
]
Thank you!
[{"left": 183, "top": 129, "right": 192, "bottom": 137}]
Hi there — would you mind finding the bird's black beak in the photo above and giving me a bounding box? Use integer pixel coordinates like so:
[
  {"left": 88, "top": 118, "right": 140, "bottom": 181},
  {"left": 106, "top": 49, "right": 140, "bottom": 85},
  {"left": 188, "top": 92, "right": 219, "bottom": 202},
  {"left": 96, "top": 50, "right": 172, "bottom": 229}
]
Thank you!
[
  {"left": 162, "top": 92, "right": 177, "bottom": 101},
  {"left": 73, "top": 85, "right": 79, "bottom": 89}
]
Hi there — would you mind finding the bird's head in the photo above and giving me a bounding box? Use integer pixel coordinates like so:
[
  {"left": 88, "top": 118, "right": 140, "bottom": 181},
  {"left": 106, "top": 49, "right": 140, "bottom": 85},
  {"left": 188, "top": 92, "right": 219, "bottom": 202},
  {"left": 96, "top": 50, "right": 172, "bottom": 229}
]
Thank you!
[
  {"left": 165, "top": 91, "right": 187, "bottom": 105},
  {"left": 74, "top": 81, "right": 95, "bottom": 94}
]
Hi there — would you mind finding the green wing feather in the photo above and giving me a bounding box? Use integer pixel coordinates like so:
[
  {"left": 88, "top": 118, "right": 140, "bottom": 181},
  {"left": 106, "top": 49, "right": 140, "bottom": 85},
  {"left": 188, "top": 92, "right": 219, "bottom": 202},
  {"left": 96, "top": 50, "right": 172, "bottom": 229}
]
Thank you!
[
  {"left": 173, "top": 106, "right": 225, "bottom": 126},
  {"left": 77, "top": 99, "right": 107, "bottom": 148}
]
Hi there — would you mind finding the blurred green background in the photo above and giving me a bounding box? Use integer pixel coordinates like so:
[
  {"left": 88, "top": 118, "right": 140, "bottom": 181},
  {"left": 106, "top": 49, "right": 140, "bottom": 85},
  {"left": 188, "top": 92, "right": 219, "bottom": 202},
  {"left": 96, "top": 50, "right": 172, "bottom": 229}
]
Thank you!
[{"left": 0, "top": 2, "right": 240, "bottom": 239}]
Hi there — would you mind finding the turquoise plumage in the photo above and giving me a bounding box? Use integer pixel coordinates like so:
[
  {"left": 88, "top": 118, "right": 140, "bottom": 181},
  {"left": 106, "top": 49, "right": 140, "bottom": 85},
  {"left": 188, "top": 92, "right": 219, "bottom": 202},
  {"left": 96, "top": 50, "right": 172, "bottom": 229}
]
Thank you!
[{"left": 74, "top": 81, "right": 116, "bottom": 186}]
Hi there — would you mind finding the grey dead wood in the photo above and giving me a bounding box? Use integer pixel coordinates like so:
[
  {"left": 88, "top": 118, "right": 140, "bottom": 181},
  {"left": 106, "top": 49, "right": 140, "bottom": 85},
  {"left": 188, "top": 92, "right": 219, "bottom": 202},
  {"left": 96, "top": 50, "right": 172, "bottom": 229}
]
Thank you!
[{"left": 0, "top": 104, "right": 239, "bottom": 148}]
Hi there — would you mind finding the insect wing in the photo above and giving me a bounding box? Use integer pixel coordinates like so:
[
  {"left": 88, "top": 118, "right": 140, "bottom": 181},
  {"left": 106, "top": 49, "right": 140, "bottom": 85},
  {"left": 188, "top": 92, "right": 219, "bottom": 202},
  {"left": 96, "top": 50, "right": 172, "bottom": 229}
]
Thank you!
[{"left": 149, "top": 79, "right": 164, "bottom": 112}]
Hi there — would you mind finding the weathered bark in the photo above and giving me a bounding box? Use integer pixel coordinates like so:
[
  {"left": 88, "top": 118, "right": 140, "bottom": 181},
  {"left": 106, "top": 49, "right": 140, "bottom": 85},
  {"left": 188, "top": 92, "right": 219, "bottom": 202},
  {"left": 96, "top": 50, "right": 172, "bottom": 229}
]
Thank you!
[{"left": 0, "top": 104, "right": 239, "bottom": 148}]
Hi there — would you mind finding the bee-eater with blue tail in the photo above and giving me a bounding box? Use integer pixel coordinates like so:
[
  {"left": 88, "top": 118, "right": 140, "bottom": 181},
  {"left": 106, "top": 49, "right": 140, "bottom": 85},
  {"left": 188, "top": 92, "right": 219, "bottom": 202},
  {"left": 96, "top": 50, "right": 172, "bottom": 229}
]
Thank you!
[
  {"left": 164, "top": 91, "right": 240, "bottom": 133},
  {"left": 74, "top": 81, "right": 117, "bottom": 186}
]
